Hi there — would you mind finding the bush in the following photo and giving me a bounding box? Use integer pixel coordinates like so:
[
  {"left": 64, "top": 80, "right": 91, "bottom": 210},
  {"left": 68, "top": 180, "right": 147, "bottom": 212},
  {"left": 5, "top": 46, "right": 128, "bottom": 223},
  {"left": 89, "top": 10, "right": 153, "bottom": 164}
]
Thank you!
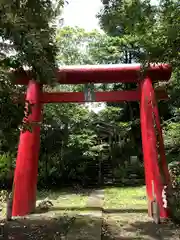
[
  {"left": 113, "top": 161, "right": 145, "bottom": 186},
  {"left": 168, "top": 161, "right": 180, "bottom": 221},
  {"left": 168, "top": 161, "right": 180, "bottom": 188},
  {"left": 0, "top": 153, "right": 15, "bottom": 189}
]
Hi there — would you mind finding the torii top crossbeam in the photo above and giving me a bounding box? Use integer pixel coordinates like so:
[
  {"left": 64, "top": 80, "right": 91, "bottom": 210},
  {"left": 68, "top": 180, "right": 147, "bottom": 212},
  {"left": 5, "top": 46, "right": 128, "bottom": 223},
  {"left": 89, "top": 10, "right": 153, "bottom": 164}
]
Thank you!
[{"left": 14, "top": 64, "right": 171, "bottom": 85}]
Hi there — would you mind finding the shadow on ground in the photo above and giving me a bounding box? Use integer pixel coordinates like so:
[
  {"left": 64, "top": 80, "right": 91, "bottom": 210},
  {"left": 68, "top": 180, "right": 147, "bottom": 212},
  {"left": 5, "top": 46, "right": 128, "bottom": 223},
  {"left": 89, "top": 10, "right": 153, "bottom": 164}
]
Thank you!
[
  {"left": 42, "top": 206, "right": 148, "bottom": 214},
  {"left": 0, "top": 212, "right": 179, "bottom": 240},
  {"left": 124, "top": 220, "right": 180, "bottom": 240}
]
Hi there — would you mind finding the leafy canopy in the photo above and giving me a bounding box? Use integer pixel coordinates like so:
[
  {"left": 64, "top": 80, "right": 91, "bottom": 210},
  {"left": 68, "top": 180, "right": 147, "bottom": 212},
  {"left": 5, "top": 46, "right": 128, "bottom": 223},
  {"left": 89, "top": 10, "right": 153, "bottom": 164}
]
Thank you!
[{"left": 0, "top": 0, "right": 64, "bottom": 83}]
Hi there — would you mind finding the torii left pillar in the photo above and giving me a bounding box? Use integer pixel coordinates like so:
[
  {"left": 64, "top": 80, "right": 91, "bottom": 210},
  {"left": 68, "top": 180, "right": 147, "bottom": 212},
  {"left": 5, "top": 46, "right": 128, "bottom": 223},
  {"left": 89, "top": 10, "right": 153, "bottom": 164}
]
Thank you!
[{"left": 12, "top": 80, "right": 42, "bottom": 216}]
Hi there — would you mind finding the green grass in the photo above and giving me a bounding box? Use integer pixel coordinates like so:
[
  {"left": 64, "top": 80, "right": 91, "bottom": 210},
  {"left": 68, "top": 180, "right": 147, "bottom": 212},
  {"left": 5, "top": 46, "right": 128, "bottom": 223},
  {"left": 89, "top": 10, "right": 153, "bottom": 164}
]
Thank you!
[
  {"left": 35, "top": 189, "right": 90, "bottom": 218},
  {"left": 0, "top": 189, "right": 89, "bottom": 220},
  {"left": 37, "top": 189, "right": 89, "bottom": 209},
  {"left": 104, "top": 186, "right": 147, "bottom": 210}
]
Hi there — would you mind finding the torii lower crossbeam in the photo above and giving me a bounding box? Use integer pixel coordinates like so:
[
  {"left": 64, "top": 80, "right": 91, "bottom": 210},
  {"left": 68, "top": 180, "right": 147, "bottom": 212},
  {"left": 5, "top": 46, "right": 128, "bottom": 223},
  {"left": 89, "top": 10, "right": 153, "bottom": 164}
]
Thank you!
[{"left": 16, "top": 89, "right": 168, "bottom": 103}]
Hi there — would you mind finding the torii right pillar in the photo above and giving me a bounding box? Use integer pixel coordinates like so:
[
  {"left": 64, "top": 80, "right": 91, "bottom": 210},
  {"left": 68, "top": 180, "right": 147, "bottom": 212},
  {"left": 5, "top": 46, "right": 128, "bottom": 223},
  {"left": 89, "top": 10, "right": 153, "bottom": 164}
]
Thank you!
[{"left": 140, "top": 77, "right": 171, "bottom": 223}]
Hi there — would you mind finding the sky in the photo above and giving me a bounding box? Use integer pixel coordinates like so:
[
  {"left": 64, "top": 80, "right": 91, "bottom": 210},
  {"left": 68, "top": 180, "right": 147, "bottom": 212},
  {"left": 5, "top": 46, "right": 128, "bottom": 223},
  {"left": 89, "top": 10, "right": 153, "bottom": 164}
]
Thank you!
[{"left": 62, "top": 0, "right": 102, "bottom": 31}]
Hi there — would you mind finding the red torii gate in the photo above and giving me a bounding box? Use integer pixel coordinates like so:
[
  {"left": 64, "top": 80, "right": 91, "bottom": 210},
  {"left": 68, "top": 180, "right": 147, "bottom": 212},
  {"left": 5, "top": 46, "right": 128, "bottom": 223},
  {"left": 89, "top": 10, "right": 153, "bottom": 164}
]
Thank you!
[{"left": 12, "top": 64, "right": 172, "bottom": 223}]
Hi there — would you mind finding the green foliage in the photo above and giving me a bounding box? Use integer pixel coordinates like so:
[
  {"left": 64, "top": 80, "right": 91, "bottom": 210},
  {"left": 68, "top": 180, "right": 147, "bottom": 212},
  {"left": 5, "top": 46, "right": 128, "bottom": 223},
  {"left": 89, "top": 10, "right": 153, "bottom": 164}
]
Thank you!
[
  {"left": 0, "top": 71, "right": 24, "bottom": 152},
  {"left": 0, "top": 153, "right": 15, "bottom": 188},
  {"left": 89, "top": 35, "right": 125, "bottom": 64},
  {"left": 56, "top": 27, "right": 101, "bottom": 65},
  {"left": 38, "top": 102, "right": 99, "bottom": 187},
  {"left": 99, "top": 0, "right": 156, "bottom": 36},
  {"left": 0, "top": 190, "right": 8, "bottom": 203},
  {"left": 98, "top": 0, "right": 180, "bottom": 67},
  {"left": 168, "top": 161, "right": 180, "bottom": 188},
  {"left": 164, "top": 123, "right": 180, "bottom": 152},
  {"left": 168, "top": 161, "right": 180, "bottom": 221},
  {"left": 0, "top": 0, "right": 64, "bottom": 83},
  {"left": 0, "top": 0, "right": 65, "bottom": 152}
]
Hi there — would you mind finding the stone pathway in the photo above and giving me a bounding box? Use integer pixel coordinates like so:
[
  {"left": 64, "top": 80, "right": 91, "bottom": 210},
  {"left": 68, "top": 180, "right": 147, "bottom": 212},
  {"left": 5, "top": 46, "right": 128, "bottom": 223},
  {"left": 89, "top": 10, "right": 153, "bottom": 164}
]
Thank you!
[{"left": 66, "top": 189, "right": 104, "bottom": 240}]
